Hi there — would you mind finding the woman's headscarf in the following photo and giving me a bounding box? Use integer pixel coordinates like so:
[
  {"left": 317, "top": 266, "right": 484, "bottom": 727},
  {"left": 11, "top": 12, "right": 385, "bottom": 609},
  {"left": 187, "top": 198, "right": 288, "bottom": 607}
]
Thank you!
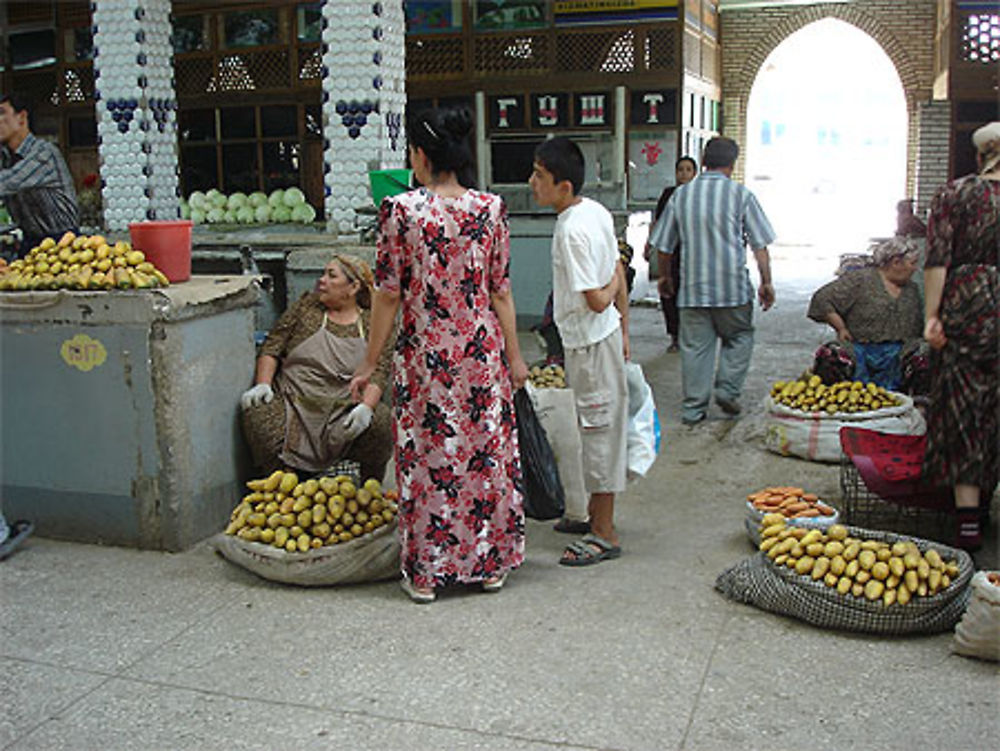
[
  {"left": 973, "top": 121, "right": 1000, "bottom": 175},
  {"left": 871, "top": 236, "right": 917, "bottom": 267},
  {"left": 332, "top": 253, "right": 374, "bottom": 309}
]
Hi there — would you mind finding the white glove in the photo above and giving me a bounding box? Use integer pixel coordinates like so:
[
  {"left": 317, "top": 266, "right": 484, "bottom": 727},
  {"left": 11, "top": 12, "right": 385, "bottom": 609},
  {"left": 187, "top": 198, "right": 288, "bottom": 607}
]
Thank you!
[
  {"left": 240, "top": 383, "right": 274, "bottom": 410},
  {"left": 343, "top": 403, "right": 373, "bottom": 440}
]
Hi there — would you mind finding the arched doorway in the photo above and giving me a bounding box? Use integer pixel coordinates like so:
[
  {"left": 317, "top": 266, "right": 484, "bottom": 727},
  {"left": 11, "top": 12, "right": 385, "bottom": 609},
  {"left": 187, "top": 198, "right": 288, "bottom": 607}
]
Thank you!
[{"left": 744, "top": 18, "right": 908, "bottom": 262}]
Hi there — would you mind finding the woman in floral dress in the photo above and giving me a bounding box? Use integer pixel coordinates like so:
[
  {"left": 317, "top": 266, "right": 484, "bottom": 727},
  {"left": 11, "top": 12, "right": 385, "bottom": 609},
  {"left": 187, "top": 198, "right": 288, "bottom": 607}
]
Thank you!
[
  {"left": 351, "top": 106, "right": 529, "bottom": 602},
  {"left": 922, "top": 121, "right": 1000, "bottom": 550}
]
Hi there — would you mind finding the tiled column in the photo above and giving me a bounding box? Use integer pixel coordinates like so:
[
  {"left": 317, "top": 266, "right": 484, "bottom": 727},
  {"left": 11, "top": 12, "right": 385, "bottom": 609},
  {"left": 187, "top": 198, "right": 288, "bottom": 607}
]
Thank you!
[
  {"left": 93, "top": 0, "right": 180, "bottom": 233},
  {"left": 321, "top": 0, "right": 406, "bottom": 237},
  {"left": 914, "top": 99, "right": 951, "bottom": 216}
]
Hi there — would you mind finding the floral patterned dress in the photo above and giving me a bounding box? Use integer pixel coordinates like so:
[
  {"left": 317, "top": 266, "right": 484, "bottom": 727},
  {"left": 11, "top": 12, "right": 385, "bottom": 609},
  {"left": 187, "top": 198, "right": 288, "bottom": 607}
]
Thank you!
[
  {"left": 922, "top": 175, "right": 999, "bottom": 496},
  {"left": 376, "top": 187, "right": 524, "bottom": 589}
]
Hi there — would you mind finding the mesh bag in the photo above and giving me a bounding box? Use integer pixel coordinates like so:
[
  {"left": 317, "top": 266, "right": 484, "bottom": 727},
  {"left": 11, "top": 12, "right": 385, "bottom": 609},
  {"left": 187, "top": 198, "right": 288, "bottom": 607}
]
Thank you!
[
  {"left": 212, "top": 521, "right": 399, "bottom": 587},
  {"left": 715, "top": 524, "right": 974, "bottom": 635}
]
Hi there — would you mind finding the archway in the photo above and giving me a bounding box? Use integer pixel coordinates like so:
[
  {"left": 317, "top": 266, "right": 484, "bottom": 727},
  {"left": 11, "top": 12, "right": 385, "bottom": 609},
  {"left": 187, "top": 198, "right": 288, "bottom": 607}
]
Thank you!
[{"left": 744, "top": 18, "right": 908, "bottom": 261}]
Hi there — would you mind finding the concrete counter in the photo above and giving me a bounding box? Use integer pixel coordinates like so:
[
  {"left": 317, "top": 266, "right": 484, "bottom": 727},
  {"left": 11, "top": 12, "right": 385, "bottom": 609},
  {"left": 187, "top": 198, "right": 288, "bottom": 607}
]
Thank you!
[{"left": 0, "top": 276, "right": 259, "bottom": 551}]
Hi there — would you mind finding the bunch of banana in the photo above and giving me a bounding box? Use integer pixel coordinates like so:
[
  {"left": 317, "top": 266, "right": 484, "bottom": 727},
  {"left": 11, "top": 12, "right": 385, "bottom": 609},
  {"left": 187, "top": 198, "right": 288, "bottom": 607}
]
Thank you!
[
  {"left": 759, "top": 515, "right": 960, "bottom": 606},
  {"left": 770, "top": 374, "right": 901, "bottom": 414},
  {"left": 0, "top": 232, "right": 170, "bottom": 291},
  {"left": 224, "top": 470, "right": 398, "bottom": 552}
]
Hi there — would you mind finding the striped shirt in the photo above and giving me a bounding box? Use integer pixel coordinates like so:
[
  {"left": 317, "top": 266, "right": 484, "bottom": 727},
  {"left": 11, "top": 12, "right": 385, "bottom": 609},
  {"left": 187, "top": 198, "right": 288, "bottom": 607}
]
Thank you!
[
  {"left": 0, "top": 133, "right": 78, "bottom": 250},
  {"left": 649, "top": 171, "right": 775, "bottom": 308}
]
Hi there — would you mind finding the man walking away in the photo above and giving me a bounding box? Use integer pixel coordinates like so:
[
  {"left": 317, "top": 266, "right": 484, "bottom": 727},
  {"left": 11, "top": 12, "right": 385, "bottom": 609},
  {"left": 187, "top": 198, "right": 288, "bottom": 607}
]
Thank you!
[{"left": 648, "top": 136, "right": 775, "bottom": 426}]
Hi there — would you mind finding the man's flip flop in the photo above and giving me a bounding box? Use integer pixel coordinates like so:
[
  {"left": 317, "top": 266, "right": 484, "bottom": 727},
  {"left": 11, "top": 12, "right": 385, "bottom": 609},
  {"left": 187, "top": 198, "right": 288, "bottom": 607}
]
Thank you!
[
  {"left": 559, "top": 533, "right": 622, "bottom": 567},
  {"left": 0, "top": 520, "right": 34, "bottom": 561}
]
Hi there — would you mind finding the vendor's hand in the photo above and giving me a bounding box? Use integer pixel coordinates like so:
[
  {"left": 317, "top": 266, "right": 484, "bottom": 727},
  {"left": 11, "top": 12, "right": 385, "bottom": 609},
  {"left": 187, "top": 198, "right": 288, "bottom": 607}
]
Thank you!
[
  {"left": 509, "top": 356, "right": 529, "bottom": 390},
  {"left": 622, "top": 330, "right": 631, "bottom": 361},
  {"left": 924, "top": 315, "right": 947, "bottom": 350},
  {"left": 758, "top": 283, "right": 775, "bottom": 311},
  {"left": 836, "top": 328, "right": 854, "bottom": 343},
  {"left": 349, "top": 366, "right": 374, "bottom": 402},
  {"left": 343, "top": 403, "right": 373, "bottom": 440},
  {"left": 240, "top": 383, "right": 274, "bottom": 410}
]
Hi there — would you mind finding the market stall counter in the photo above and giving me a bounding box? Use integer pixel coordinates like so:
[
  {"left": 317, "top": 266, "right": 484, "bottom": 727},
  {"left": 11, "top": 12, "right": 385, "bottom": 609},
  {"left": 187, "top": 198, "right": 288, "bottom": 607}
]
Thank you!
[{"left": 0, "top": 276, "right": 259, "bottom": 551}]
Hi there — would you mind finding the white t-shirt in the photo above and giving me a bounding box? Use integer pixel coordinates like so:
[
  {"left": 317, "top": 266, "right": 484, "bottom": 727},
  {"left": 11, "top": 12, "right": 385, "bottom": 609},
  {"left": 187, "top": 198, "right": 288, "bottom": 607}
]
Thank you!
[{"left": 551, "top": 197, "right": 621, "bottom": 350}]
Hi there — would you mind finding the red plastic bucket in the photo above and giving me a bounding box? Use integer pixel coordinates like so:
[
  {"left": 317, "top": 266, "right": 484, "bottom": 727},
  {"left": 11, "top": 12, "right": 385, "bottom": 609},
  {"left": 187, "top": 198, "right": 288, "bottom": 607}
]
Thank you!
[{"left": 128, "top": 220, "right": 193, "bottom": 282}]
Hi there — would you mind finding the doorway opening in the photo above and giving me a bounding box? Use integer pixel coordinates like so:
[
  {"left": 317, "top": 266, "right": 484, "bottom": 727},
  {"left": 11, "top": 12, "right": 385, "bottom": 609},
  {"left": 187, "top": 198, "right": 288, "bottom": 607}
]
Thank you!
[{"left": 745, "top": 18, "right": 908, "bottom": 268}]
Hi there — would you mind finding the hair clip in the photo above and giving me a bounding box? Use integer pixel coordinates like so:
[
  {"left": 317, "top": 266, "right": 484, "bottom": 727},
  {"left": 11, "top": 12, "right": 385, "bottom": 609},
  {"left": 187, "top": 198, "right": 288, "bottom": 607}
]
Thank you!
[{"left": 422, "top": 121, "right": 439, "bottom": 140}]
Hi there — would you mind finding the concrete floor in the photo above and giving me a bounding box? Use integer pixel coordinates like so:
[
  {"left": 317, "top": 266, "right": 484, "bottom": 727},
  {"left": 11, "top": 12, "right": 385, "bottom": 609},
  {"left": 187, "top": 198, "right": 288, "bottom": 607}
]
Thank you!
[{"left": 2, "top": 255, "right": 998, "bottom": 750}]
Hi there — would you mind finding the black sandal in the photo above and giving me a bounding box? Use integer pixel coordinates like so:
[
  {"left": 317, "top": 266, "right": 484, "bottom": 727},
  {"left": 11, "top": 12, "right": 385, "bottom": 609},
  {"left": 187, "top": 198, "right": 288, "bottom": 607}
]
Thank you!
[{"left": 553, "top": 517, "right": 590, "bottom": 534}]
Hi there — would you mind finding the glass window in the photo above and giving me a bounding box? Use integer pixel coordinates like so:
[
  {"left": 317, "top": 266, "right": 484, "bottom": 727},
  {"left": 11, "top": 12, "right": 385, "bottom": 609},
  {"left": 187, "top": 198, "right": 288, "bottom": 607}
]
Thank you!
[
  {"left": 262, "top": 141, "right": 301, "bottom": 190},
  {"left": 406, "top": 1, "right": 464, "bottom": 34},
  {"left": 10, "top": 29, "right": 57, "bottom": 70},
  {"left": 181, "top": 145, "right": 219, "bottom": 193},
  {"left": 474, "top": 0, "right": 546, "bottom": 30},
  {"left": 491, "top": 139, "right": 542, "bottom": 184},
  {"left": 221, "top": 107, "right": 256, "bottom": 139},
  {"left": 68, "top": 117, "right": 97, "bottom": 147},
  {"left": 297, "top": 3, "right": 323, "bottom": 43},
  {"left": 172, "top": 15, "right": 208, "bottom": 54},
  {"left": 69, "top": 27, "right": 94, "bottom": 62},
  {"left": 222, "top": 144, "right": 259, "bottom": 193},
  {"left": 224, "top": 9, "right": 280, "bottom": 49},
  {"left": 261, "top": 105, "right": 297, "bottom": 138},
  {"left": 179, "top": 109, "right": 217, "bottom": 142}
]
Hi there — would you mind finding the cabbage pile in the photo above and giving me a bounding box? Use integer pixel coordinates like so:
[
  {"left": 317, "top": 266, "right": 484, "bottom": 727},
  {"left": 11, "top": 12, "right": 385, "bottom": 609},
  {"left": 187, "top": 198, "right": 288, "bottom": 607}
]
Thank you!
[{"left": 182, "top": 188, "right": 317, "bottom": 225}]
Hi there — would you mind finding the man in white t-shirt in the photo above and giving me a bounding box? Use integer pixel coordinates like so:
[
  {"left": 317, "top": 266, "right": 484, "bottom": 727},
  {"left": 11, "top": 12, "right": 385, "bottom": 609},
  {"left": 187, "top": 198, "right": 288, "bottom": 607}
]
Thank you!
[{"left": 530, "top": 137, "right": 629, "bottom": 566}]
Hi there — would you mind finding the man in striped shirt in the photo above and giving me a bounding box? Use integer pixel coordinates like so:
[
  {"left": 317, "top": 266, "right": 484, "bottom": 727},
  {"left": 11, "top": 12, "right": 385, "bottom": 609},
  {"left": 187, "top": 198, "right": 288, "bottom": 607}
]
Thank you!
[
  {"left": 0, "top": 93, "right": 78, "bottom": 258},
  {"left": 648, "top": 136, "right": 775, "bottom": 426}
]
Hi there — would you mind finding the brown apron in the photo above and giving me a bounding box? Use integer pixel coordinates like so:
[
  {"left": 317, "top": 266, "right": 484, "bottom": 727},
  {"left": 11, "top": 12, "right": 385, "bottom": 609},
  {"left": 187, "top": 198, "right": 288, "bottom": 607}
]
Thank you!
[{"left": 276, "top": 312, "right": 367, "bottom": 472}]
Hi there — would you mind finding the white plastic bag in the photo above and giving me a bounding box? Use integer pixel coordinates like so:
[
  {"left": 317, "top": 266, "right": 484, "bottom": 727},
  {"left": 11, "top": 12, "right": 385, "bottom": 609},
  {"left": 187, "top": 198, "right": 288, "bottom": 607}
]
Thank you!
[
  {"left": 763, "top": 393, "right": 925, "bottom": 463},
  {"left": 526, "top": 382, "right": 588, "bottom": 522},
  {"left": 953, "top": 571, "right": 1000, "bottom": 661},
  {"left": 625, "top": 362, "right": 659, "bottom": 479}
]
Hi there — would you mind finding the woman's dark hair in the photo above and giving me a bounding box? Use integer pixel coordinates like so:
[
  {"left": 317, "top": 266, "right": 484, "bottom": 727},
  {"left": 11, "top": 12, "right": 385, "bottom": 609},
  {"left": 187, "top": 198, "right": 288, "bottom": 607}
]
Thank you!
[
  {"left": 534, "top": 136, "right": 585, "bottom": 195},
  {"left": 676, "top": 155, "right": 697, "bottom": 171},
  {"left": 407, "top": 106, "right": 477, "bottom": 189}
]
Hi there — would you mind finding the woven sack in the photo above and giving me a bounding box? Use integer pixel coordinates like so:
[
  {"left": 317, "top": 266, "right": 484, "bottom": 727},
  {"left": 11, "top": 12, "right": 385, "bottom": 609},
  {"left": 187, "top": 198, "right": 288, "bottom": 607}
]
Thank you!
[
  {"left": 744, "top": 500, "right": 840, "bottom": 546},
  {"left": 952, "top": 571, "right": 1000, "bottom": 661},
  {"left": 715, "top": 524, "right": 973, "bottom": 635},
  {"left": 212, "top": 521, "right": 400, "bottom": 586},
  {"left": 763, "top": 394, "right": 925, "bottom": 463}
]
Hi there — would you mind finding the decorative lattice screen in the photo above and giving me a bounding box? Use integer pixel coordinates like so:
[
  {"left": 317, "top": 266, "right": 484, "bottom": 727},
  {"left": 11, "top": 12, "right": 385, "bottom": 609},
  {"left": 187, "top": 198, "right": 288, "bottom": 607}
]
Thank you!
[
  {"left": 298, "top": 46, "right": 322, "bottom": 81},
  {"left": 646, "top": 26, "right": 677, "bottom": 71},
  {"left": 406, "top": 37, "right": 465, "bottom": 77},
  {"left": 474, "top": 33, "right": 549, "bottom": 73},
  {"left": 174, "top": 56, "right": 215, "bottom": 97},
  {"left": 62, "top": 65, "right": 93, "bottom": 103}
]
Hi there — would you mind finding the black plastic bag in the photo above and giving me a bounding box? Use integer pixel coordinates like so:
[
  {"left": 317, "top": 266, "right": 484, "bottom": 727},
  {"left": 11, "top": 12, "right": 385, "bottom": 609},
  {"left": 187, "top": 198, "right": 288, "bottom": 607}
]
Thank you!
[{"left": 514, "top": 388, "right": 566, "bottom": 520}]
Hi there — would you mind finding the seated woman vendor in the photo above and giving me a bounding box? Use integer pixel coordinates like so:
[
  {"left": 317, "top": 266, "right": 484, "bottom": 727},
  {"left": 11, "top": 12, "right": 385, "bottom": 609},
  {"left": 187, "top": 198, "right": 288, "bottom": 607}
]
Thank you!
[
  {"left": 807, "top": 237, "right": 923, "bottom": 390},
  {"left": 240, "top": 253, "right": 394, "bottom": 481}
]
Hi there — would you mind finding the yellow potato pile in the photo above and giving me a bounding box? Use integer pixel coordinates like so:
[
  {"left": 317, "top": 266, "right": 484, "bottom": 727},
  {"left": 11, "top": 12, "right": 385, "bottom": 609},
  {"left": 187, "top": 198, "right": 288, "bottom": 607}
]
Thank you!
[
  {"left": 0, "top": 232, "right": 170, "bottom": 291},
  {"left": 529, "top": 364, "right": 566, "bottom": 389},
  {"left": 759, "top": 515, "right": 959, "bottom": 606},
  {"left": 224, "top": 470, "right": 398, "bottom": 552},
  {"left": 770, "top": 374, "right": 901, "bottom": 414}
]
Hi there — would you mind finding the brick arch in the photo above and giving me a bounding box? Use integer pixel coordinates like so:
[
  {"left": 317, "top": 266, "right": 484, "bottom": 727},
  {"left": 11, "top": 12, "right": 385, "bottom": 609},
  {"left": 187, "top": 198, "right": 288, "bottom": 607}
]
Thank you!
[{"left": 732, "top": 5, "right": 922, "bottom": 99}]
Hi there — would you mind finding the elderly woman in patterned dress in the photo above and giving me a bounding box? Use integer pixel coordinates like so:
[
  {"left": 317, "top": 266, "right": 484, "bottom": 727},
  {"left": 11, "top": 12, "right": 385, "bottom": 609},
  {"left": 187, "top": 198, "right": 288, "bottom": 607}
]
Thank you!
[
  {"left": 922, "top": 121, "right": 1000, "bottom": 551},
  {"left": 350, "top": 105, "right": 529, "bottom": 603},
  {"left": 807, "top": 236, "right": 924, "bottom": 390},
  {"left": 240, "top": 253, "right": 394, "bottom": 483}
]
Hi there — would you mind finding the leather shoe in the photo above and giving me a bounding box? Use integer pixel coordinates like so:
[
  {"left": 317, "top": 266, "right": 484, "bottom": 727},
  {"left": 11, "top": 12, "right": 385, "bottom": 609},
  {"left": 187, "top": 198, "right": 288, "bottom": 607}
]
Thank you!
[{"left": 716, "top": 396, "right": 742, "bottom": 415}]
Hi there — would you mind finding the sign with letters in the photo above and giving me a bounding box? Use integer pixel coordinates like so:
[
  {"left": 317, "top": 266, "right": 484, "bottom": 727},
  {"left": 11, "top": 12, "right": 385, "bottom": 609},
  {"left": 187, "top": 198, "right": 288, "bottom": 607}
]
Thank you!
[
  {"left": 630, "top": 89, "right": 677, "bottom": 126},
  {"left": 573, "top": 92, "right": 612, "bottom": 127}
]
